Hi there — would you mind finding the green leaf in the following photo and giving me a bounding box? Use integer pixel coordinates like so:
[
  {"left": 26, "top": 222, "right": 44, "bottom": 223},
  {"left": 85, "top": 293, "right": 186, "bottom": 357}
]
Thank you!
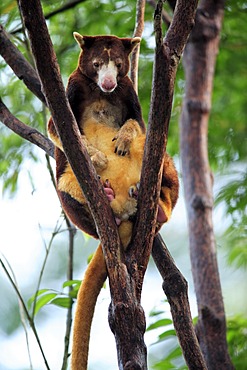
[
  {"left": 147, "top": 318, "right": 173, "bottom": 331},
  {"left": 166, "top": 345, "right": 183, "bottom": 361},
  {"left": 153, "top": 359, "right": 176, "bottom": 369},
  {"left": 62, "top": 280, "right": 81, "bottom": 289},
  {"left": 63, "top": 279, "right": 82, "bottom": 299},
  {"left": 157, "top": 329, "right": 177, "bottom": 342},
  {"left": 50, "top": 297, "right": 72, "bottom": 309},
  {"left": 27, "top": 289, "right": 50, "bottom": 310},
  {"left": 33, "top": 292, "right": 58, "bottom": 315},
  {"left": 149, "top": 309, "right": 165, "bottom": 317}
]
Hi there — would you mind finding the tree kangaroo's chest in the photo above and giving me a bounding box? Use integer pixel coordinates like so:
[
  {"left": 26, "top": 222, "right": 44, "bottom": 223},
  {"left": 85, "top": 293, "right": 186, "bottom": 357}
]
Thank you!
[{"left": 80, "top": 99, "right": 125, "bottom": 150}]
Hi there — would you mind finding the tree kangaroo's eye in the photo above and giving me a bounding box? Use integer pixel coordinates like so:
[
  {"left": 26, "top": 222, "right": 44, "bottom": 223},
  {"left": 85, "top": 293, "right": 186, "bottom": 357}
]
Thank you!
[
  {"left": 116, "top": 62, "right": 122, "bottom": 69},
  {"left": 93, "top": 62, "right": 100, "bottom": 68}
]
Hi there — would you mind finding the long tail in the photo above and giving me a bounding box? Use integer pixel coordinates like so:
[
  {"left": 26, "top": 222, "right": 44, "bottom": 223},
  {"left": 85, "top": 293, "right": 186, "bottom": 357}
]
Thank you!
[{"left": 71, "top": 244, "right": 107, "bottom": 370}]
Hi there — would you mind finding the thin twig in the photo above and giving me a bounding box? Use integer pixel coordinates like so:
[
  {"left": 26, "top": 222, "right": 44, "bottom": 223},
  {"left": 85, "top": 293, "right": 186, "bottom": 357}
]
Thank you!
[
  {"left": 43, "top": 102, "right": 76, "bottom": 368},
  {"left": 61, "top": 216, "right": 76, "bottom": 370},
  {"left": 147, "top": 0, "right": 172, "bottom": 27},
  {"left": 32, "top": 218, "right": 64, "bottom": 319},
  {"left": 0, "top": 256, "right": 51, "bottom": 370},
  {"left": 131, "top": 0, "right": 146, "bottom": 92},
  {"left": 3, "top": 257, "right": 33, "bottom": 369},
  {"left": 12, "top": 0, "right": 87, "bottom": 35}
]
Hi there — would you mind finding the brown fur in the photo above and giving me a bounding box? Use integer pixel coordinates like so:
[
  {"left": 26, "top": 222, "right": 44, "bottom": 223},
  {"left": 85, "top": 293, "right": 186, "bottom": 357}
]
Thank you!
[{"left": 47, "top": 33, "right": 179, "bottom": 370}]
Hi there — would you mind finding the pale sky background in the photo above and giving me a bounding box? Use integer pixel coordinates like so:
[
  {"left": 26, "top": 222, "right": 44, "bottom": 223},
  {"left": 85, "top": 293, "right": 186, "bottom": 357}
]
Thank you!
[{"left": 0, "top": 152, "right": 246, "bottom": 370}]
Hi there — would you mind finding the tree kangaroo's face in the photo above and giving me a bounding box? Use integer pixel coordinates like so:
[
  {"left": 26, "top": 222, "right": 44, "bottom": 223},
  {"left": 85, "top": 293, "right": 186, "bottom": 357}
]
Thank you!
[{"left": 73, "top": 33, "right": 140, "bottom": 93}]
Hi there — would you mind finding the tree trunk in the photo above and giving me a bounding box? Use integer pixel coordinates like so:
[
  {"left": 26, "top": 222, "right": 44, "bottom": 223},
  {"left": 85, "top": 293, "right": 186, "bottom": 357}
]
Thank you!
[{"left": 180, "top": 1, "right": 234, "bottom": 369}]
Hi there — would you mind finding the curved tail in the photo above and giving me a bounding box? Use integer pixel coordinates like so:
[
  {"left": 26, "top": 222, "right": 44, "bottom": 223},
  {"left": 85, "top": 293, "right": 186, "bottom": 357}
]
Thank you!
[{"left": 71, "top": 244, "right": 107, "bottom": 370}]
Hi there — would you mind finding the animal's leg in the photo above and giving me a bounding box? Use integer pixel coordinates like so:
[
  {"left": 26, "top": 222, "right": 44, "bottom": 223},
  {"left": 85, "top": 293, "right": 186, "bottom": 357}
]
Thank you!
[
  {"left": 103, "top": 180, "right": 121, "bottom": 226},
  {"left": 103, "top": 179, "right": 115, "bottom": 202},
  {"left": 157, "top": 152, "right": 179, "bottom": 229}
]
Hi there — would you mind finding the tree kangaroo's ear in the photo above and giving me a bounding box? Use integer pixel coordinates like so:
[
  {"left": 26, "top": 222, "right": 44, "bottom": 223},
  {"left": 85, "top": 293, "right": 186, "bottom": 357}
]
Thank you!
[
  {"left": 73, "top": 32, "right": 96, "bottom": 49},
  {"left": 120, "top": 37, "right": 141, "bottom": 54}
]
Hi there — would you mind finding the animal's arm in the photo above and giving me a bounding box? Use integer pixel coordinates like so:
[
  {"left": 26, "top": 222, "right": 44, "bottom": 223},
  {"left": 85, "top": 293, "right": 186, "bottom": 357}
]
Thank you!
[
  {"left": 47, "top": 116, "right": 63, "bottom": 150},
  {"left": 66, "top": 70, "right": 87, "bottom": 125}
]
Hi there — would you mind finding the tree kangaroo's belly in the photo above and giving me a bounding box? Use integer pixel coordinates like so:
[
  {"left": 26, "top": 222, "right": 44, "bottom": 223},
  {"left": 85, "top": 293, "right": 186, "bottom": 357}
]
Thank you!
[{"left": 84, "top": 120, "right": 143, "bottom": 219}]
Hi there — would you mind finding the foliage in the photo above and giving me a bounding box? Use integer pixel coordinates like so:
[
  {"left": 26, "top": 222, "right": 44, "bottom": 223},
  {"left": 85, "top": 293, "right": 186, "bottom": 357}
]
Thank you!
[
  {"left": 149, "top": 306, "right": 247, "bottom": 370},
  {"left": 215, "top": 169, "right": 247, "bottom": 268},
  {"left": 227, "top": 315, "right": 247, "bottom": 369},
  {"left": 147, "top": 304, "right": 187, "bottom": 369},
  {"left": 27, "top": 280, "right": 81, "bottom": 315},
  {"left": 210, "top": 0, "right": 247, "bottom": 272}
]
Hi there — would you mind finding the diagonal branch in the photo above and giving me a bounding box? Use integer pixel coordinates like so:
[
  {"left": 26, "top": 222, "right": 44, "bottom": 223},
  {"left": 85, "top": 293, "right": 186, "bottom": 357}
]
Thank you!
[
  {"left": 0, "top": 98, "right": 54, "bottom": 157},
  {"left": 0, "top": 257, "right": 51, "bottom": 370},
  {"left": 152, "top": 235, "right": 207, "bottom": 369},
  {"left": 11, "top": 0, "right": 87, "bottom": 35},
  {"left": 0, "top": 25, "right": 46, "bottom": 105}
]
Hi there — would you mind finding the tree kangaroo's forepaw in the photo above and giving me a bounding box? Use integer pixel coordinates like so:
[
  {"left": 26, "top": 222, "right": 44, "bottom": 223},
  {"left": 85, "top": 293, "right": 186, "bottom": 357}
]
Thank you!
[
  {"left": 113, "top": 135, "right": 132, "bottom": 156},
  {"left": 128, "top": 182, "right": 140, "bottom": 200}
]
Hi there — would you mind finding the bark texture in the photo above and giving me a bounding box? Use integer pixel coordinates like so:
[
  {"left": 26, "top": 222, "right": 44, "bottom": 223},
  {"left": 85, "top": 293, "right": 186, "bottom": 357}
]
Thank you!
[{"left": 180, "top": 1, "right": 234, "bottom": 369}]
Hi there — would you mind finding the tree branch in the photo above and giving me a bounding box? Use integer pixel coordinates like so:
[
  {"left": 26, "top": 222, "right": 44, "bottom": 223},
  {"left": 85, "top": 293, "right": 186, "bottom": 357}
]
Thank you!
[
  {"left": 62, "top": 217, "right": 76, "bottom": 370},
  {"left": 147, "top": 0, "right": 172, "bottom": 27},
  {"left": 0, "top": 25, "right": 46, "bottom": 105},
  {"left": 152, "top": 235, "right": 207, "bottom": 369},
  {"left": 0, "top": 98, "right": 54, "bottom": 158},
  {"left": 11, "top": 0, "right": 87, "bottom": 35},
  {"left": 131, "top": 0, "right": 146, "bottom": 92}
]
